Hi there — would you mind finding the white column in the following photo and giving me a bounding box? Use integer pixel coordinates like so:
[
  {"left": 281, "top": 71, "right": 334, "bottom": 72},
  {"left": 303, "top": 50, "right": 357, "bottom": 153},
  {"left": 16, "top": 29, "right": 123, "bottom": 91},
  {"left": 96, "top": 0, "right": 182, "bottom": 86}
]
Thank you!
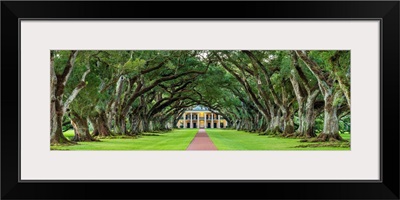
[
  {"left": 197, "top": 112, "right": 200, "bottom": 129},
  {"left": 190, "top": 112, "right": 193, "bottom": 128},
  {"left": 211, "top": 113, "right": 214, "bottom": 128},
  {"left": 183, "top": 113, "right": 186, "bottom": 128},
  {"left": 218, "top": 115, "right": 221, "bottom": 128},
  {"left": 204, "top": 113, "right": 206, "bottom": 129}
]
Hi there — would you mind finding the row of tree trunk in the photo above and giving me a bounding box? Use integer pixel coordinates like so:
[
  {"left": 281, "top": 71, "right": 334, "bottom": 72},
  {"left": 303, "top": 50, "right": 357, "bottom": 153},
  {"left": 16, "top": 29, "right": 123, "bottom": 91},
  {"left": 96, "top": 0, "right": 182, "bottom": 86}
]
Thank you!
[{"left": 217, "top": 50, "right": 350, "bottom": 141}]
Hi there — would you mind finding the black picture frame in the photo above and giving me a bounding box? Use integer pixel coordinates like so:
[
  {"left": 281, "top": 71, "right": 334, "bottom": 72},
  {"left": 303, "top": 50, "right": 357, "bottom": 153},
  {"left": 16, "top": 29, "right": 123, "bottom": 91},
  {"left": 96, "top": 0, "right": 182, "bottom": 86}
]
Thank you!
[{"left": 1, "top": 1, "right": 399, "bottom": 199}]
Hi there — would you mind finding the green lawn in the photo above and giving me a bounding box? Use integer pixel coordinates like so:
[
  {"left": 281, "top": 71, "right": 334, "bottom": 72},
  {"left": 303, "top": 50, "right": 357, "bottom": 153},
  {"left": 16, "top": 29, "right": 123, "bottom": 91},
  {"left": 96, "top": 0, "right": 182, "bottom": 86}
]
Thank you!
[
  {"left": 52, "top": 128, "right": 350, "bottom": 150},
  {"left": 63, "top": 130, "right": 75, "bottom": 140},
  {"left": 206, "top": 129, "right": 350, "bottom": 150},
  {"left": 51, "top": 129, "right": 198, "bottom": 150}
]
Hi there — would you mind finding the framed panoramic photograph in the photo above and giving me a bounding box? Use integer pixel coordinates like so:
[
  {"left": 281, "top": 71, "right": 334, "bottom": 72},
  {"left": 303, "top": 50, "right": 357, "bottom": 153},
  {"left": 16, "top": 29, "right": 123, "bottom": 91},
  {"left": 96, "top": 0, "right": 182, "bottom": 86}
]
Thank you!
[{"left": 2, "top": 1, "right": 399, "bottom": 200}]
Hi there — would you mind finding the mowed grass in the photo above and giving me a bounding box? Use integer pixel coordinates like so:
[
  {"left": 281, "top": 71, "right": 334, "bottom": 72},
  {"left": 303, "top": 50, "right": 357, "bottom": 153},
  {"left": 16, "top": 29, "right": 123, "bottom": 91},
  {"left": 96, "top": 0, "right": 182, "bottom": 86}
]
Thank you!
[
  {"left": 63, "top": 130, "right": 75, "bottom": 140},
  {"left": 206, "top": 129, "right": 350, "bottom": 150},
  {"left": 51, "top": 129, "right": 198, "bottom": 150},
  {"left": 53, "top": 129, "right": 350, "bottom": 150}
]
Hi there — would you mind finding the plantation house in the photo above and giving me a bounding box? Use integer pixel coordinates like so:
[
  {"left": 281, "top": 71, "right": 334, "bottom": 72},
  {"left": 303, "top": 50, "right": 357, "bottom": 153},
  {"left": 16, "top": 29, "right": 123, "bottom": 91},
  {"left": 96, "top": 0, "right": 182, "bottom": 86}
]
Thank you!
[{"left": 177, "top": 105, "right": 227, "bottom": 129}]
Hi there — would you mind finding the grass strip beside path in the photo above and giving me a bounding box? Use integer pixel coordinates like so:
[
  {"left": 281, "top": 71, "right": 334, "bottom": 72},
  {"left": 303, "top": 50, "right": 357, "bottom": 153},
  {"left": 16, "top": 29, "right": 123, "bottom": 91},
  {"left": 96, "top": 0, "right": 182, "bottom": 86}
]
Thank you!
[
  {"left": 51, "top": 129, "right": 198, "bottom": 150},
  {"left": 206, "top": 129, "right": 350, "bottom": 150}
]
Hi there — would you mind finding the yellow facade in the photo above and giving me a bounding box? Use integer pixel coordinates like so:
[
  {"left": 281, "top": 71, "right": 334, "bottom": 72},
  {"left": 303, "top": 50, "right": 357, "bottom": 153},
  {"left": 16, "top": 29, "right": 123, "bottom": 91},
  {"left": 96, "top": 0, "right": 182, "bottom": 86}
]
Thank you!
[{"left": 177, "top": 108, "right": 227, "bottom": 129}]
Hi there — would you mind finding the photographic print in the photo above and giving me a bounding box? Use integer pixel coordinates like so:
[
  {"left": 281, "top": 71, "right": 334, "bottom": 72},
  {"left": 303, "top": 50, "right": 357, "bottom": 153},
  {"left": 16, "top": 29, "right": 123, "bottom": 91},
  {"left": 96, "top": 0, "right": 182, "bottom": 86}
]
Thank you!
[
  {"left": 50, "top": 50, "right": 350, "bottom": 151},
  {"left": 3, "top": 0, "right": 398, "bottom": 198}
]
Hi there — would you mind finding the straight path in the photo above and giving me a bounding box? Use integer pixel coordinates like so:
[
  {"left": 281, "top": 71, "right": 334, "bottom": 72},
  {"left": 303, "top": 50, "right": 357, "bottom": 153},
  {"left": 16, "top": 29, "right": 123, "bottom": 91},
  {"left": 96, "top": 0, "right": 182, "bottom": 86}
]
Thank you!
[{"left": 186, "top": 129, "right": 217, "bottom": 150}]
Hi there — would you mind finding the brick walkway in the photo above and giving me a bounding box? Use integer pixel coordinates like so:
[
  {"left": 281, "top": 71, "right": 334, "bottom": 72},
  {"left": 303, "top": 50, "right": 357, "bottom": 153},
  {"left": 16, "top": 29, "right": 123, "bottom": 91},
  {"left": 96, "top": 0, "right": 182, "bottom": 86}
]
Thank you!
[{"left": 186, "top": 129, "right": 217, "bottom": 150}]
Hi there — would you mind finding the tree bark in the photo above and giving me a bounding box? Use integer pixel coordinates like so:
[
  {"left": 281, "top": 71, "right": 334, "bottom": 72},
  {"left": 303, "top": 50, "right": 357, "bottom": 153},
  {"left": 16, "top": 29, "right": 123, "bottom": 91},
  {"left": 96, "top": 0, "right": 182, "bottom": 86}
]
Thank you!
[
  {"left": 303, "top": 98, "right": 318, "bottom": 137},
  {"left": 50, "top": 100, "right": 70, "bottom": 144},
  {"left": 282, "top": 108, "right": 295, "bottom": 135},
  {"left": 296, "top": 91, "right": 319, "bottom": 137},
  {"left": 50, "top": 51, "right": 78, "bottom": 145},
  {"left": 91, "top": 111, "right": 112, "bottom": 137},
  {"left": 129, "top": 114, "right": 141, "bottom": 135},
  {"left": 317, "top": 91, "right": 342, "bottom": 141},
  {"left": 243, "top": 50, "right": 297, "bottom": 135},
  {"left": 235, "top": 119, "right": 241, "bottom": 131},
  {"left": 50, "top": 50, "right": 92, "bottom": 144},
  {"left": 330, "top": 51, "right": 351, "bottom": 109},
  {"left": 296, "top": 51, "right": 343, "bottom": 141},
  {"left": 114, "top": 115, "right": 127, "bottom": 135},
  {"left": 267, "top": 108, "right": 281, "bottom": 134},
  {"left": 110, "top": 76, "right": 126, "bottom": 134},
  {"left": 142, "top": 117, "right": 150, "bottom": 132},
  {"left": 290, "top": 51, "right": 320, "bottom": 138},
  {"left": 70, "top": 113, "right": 94, "bottom": 142}
]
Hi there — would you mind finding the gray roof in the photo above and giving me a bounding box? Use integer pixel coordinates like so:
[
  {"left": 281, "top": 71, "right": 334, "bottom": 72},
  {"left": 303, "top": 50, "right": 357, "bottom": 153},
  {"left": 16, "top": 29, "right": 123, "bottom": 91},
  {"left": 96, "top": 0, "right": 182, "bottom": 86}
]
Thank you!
[{"left": 189, "top": 105, "right": 209, "bottom": 111}]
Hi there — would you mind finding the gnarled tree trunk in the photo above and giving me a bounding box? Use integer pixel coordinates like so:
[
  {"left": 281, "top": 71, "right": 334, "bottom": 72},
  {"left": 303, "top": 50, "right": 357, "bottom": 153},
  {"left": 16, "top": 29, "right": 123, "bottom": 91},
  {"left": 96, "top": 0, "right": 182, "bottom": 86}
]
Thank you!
[
  {"left": 50, "top": 50, "right": 91, "bottom": 145},
  {"left": 296, "top": 50, "right": 343, "bottom": 141},
  {"left": 296, "top": 91, "right": 319, "bottom": 138},
  {"left": 70, "top": 113, "right": 94, "bottom": 142},
  {"left": 50, "top": 100, "right": 70, "bottom": 144},
  {"left": 282, "top": 108, "right": 295, "bottom": 135},
  {"left": 268, "top": 109, "right": 281, "bottom": 134},
  {"left": 50, "top": 51, "right": 78, "bottom": 145},
  {"left": 317, "top": 92, "right": 342, "bottom": 141},
  {"left": 91, "top": 111, "right": 112, "bottom": 137}
]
